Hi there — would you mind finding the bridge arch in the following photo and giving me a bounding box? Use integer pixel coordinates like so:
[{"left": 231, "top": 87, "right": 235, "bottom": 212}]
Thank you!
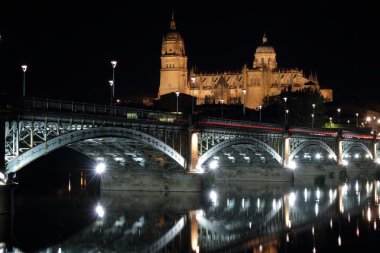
[
  {"left": 197, "top": 137, "right": 282, "bottom": 167},
  {"left": 288, "top": 140, "right": 337, "bottom": 162},
  {"left": 342, "top": 142, "right": 372, "bottom": 160},
  {"left": 5, "top": 127, "right": 186, "bottom": 174}
]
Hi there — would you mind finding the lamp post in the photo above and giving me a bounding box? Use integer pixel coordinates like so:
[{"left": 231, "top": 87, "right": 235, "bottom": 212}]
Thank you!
[
  {"left": 190, "top": 75, "right": 195, "bottom": 114},
  {"left": 220, "top": 99, "right": 224, "bottom": 119},
  {"left": 337, "top": 108, "right": 341, "bottom": 124},
  {"left": 21, "top": 65, "right": 27, "bottom": 97},
  {"left": 355, "top": 113, "right": 359, "bottom": 128},
  {"left": 111, "top": 60, "right": 117, "bottom": 101},
  {"left": 175, "top": 90, "right": 180, "bottom": 114},
  {"left": 283, "top": 97, "right": 287, "bottom": 126},
  {"left": 108, "top": 80, "right": 114, "bottom": 105},
  {"left": 259, "top": 105, "right": 262, "bottom": 122},
  {"left": 242, "top": 88, "right": 246, "bottom": 116},
  {"left": 312, "top": 104, "right": 316, "bottom": 128}
]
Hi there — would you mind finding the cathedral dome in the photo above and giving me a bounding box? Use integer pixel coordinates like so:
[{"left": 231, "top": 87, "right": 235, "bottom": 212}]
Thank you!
[
  {"left": 164, "top": 14, "right": 182, "bottom": 41},
  {"left": 165, "top": 30, "right": 182, "bottom": 41},
  {"left": 255, "top": 34, "right": 275, "bottom": 54}
]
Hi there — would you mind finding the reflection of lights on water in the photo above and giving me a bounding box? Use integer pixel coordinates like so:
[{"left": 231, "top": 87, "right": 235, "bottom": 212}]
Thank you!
[
  {"left": 313, "top": 246, "right": 316, "bottom": 253},
  {"left": 249, "top": 222, "right": 252, "bottom": 229},
  {"left": 338, "top": 235, "right": 342, "bottom": 246},
  {"left": 289, "top": 192, "right": 296, "bottom": 207},
  {"left": 355, "top": 180, "right": 359, "bottom": 192},
  {"left": 58, "top": 248, "right": 62, "bottom": 253},
  {"left": 286, "top": 233, "right": 289, "bottom": 242},
  {"left": 347, "top": 213, "right": 350, "bottom": 223},
  {"left": 374, "top": 221, "right": 377, "bottom": 230},
  {"left": 210, "top": 190, "right": 218, "bottom": 206},
  {"left": 366, "top": 181, "right": 370, "bottom": 193},
  {"left": 330, "top": 219, "right": 333, "bottom": 229},
  {"left": 343, "top": 183, "right": 348, "bottom": 195},
  {"left": 259, "top": 244, "right": 263, "bottom": 252},
  {"left": 195, "top": 209, "right": 204, "bottom": 220},
  {"left": 257, "top": 198, "right": 260, "bottom": 209},
  {"left": 368, "top": 207, "right": 371, "bottom": 222},
  {"left": 312, "top": 226, "right": 315, "bottom": 235},
  {"left": 316, "top": 188, "right": 320, "bottom": 201},
  {"left": 272, "top": 199, "right": 277, "bottom": 210},
  {"left": 329, "top": 189, "right": 333, "bottom": 204},
  {"left": 242, "top": 198, "right": 245, "bottom": 209},
  {"left": 356, "top": 226, "right": 360, "bottom": 237},
  {"left": 96, "top": 203, "right": 105, "bottom": 218},
  {"left": 304, "top": 188, "right": 308, "bottom": 202},
  {"left": 315, "top": 203, "right": 319, "bottom": 216}
]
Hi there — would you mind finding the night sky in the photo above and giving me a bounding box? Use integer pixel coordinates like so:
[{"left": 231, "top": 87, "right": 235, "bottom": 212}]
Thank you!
[{"left": 0, "top": 1, "right": 379, "bottom": 104}]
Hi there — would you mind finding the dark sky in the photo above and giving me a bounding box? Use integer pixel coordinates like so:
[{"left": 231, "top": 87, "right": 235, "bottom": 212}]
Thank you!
[{"left": 0, "top": 1, "right": 379, "bottom": 104}]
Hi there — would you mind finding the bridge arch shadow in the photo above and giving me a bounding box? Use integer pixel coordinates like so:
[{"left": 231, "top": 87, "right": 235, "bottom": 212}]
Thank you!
[
  {"left": 197, "top": 137, "right": 283, "bottom": 167},
  {"left": 289, "top": 139, "right": 337, "bottom": 162},
  {"left": 342, "top": 142, "right": 372, "bottom": 160},
  {"left": 6, "top": 127, "right": 186, "bottom": 174}
]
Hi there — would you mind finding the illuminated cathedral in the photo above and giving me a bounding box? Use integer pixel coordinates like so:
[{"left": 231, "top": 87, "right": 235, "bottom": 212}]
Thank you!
[{"left": 158, "top": 15, "right": 333, "bottom": 109}]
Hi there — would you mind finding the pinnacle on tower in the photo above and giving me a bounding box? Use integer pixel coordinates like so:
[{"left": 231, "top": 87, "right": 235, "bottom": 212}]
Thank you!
[
  {"left": 262, "top": 33, "right": 268, "bottom": 44},
  {"left": 170, "top": 12, "right": 176, "bottom": 30}
]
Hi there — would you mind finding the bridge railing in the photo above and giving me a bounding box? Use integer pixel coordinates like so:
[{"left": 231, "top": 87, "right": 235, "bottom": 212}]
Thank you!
[
  {"left": 198, "top": 117, "right": 283, "bottom": 131},
  {"left": 8, "top": 96, "right": 188, "bottom": 124}
]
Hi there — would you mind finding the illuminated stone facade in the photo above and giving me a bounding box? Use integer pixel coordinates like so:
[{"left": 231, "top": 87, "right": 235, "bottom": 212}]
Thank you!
[{"left": 158, "top": 15, "right": 333, "bottom": 109}]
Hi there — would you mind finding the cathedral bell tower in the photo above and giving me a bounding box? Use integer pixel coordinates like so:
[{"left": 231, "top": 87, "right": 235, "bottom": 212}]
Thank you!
[{"left": 158, "top": 14, "right": 188, "bottom": 98}]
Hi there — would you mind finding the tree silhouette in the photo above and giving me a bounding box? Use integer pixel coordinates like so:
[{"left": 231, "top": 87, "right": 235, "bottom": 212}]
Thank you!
[{"left": 263, "top": 87, "right": 326, "bottom": 127}]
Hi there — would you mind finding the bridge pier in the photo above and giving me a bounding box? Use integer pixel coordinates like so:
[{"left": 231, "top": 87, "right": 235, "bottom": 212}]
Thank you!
[
  {"left": 188, "top": 210, "right": 199, "bottom": 253},
  {"left": 0, "top": 119, "right": 5, "bottom": 173},
  {"left": 282, "top": 134, "right": 290, "bottom": 168},
  {"left": 188, "top": 122, "right": 199, "bottom": 173},
  {"left": 372, "top": 140, "right": 378, "bottom": 163},
  {"left": 337, "top": 137, "right": 343, "bottom": 165}
]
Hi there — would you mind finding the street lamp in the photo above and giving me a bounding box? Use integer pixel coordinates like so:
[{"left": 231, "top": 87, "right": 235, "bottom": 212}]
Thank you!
[
  {"left": 111, "top": 60, "right": 117, "bottom": 101},
  {"left": 175, "top": 90, "right": 180, "bottom": 114},
  {"left": 283, "top": 97, "right": 287, "bottom": 126},
  {"left": 337, "top": 108, "right": 341, "bottom": 124},
  {"left": 355, "top": 113, "right": 359, "bottom": 128},
  {"left": 108, "top": 80, "right": 114, "bottom": 105},
  {"left": 242, "top": 88, "right": 247, "bottom": 116},
  {"left": 190, "top": 75, "right": 196, "bottom": 114},
  {"left": 259, "top": 105, "right": 262, "bottom": 122},
  {"left": 21, "top": 65, "right": 27, "bottom": 97},
  {"left": 286, "top": 109, "right": 289, "bottom": 125},
  {"left": 220, "top": 99, "right": 224, "bottom": 119},
  {"left": 312, "top": 104, "right": 316, "bottom": 128}
]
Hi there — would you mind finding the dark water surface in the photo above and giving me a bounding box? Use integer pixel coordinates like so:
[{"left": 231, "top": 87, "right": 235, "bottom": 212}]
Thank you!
[{"left": 1, "top": 149, "right": 380, "bottom": 252}]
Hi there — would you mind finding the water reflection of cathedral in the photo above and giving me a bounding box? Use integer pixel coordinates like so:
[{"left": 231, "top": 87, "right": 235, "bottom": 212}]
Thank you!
[{"left": 158, "top": 15, "right": 333, "bottom": 109}]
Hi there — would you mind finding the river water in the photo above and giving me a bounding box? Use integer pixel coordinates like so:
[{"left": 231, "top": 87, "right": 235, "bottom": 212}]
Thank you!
[{"left": 1, "top": 150, "right": 380, "bottom": 252}]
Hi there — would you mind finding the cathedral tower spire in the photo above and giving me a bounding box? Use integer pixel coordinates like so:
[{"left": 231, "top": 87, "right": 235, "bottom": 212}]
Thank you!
[{"left": 170, "top": 12, "right": 176, "bottom": 30}]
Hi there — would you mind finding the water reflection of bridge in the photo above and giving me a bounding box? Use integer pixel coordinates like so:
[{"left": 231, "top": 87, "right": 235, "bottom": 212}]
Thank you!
[{"left": 24, "top": 180, "right": 379, "bottom": 253}]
